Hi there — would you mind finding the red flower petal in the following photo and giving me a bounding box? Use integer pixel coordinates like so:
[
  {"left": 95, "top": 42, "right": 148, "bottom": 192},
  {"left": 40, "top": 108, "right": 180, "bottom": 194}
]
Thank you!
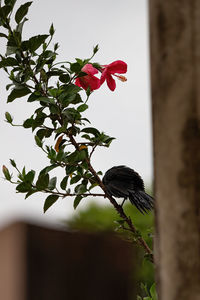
[
  {"left": 76, "top": 75, "right": 100, "bottom": 91},
  {"left": 100, "top": 69, "right": 107, "bottom": 85},
  {"left": 75, "top": 64, "right": 100, "bottom": 91},
  {"left": 107, "top": 60, "right": 127, "bottom": 74},
  {"left": 106, "top": 73, "right": 116, "bottom": 91},
  {"left": 75, "top": 78, "right": 82, "bottom": 87},
  {"left": 82, "top": 64, "right": 98, "bottom": 75}
]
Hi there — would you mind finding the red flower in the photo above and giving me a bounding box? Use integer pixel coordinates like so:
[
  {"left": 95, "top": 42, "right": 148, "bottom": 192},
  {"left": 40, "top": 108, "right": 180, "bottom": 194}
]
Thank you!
[
  {"left": 75, "top": 64, "right": 101, "bottom": 91},
  {"left": 100, "top": 60, "right": 127, "bottom": 91}
]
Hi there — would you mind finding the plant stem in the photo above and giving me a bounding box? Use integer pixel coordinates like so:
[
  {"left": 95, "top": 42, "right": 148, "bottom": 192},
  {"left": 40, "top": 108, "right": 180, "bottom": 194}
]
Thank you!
[{"left": 68, "top": 132, "right": 154, "bottom": 262}]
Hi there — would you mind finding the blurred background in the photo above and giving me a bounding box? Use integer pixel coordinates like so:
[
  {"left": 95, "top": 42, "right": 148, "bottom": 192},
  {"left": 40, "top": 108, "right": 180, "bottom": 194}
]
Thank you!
[{"left": 0, "top": 0, "right": 153, "bottom": 226}]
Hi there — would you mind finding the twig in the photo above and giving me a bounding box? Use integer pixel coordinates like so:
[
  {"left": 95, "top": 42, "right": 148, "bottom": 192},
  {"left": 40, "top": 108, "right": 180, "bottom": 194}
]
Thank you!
[
  {"left": 43, "top": 190, "right": 105, "bottom": 198},
  {"left": 68, "top": 132, "right": 154, "bottom": 262},
  {"left": 89, "top": 144, "right": 97, "bottom": 159}
]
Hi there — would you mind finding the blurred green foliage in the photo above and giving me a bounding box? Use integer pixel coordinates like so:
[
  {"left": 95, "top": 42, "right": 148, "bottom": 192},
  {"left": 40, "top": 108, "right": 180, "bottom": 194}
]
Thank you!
[{"left": 67, "top": 199, "right": 155, "bottom": 288}]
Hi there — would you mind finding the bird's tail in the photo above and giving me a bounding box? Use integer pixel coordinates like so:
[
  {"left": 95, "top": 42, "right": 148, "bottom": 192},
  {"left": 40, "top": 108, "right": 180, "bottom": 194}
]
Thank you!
[{"left": 129, "top": 190, "right": 154, "bottom": 214}]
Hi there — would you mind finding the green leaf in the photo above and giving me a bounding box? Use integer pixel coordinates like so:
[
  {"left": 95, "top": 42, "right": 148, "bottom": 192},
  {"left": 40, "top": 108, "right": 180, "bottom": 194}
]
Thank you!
[
  {"left": 15, "top": 2, "right": 32, "bottom": 24},
  {"left": 49, "top": 104, "right": 59, "bottom": 114},
  {"left": 150, "top": 283, "right": 157, "bottom": 300},
  {"left": 62, "top": 83, "right": 81, "bottom": 94},
  {"left": 5, "top": 111, "right": 13, "bottom": 123},
  {"left": 104, "top": 137, "right": 115, "bottom": 147},
  {"left": 0, "top": 33, "right": 8, "bottom": 38},
  {"left": 141, "top": 283, "right": 150, "bottom": 297},
  {"left": 23, "top": 117, "right": 34, "bottom": 128},
  {"left": 60, "top": 176, "right": 68, "bottom": 190},
  {"left": 86, "top": 87, "right": 91, "bottom": 97},
  {"left": 70, "top": 62, "right": 81, "bottom": 73},
  {"left": 75, "top": 183, "right": 87, "bottom": 194},
  {"left": 59, "top": 74, "right": 70, "bottom": 83},
  {"left": 27, "top": 92, "right": 41, "bottom": 102},
  {"left": 38, "top": 97, "right": 55, "bottom": 104},
  {"left": 63, "top": 108, "right": 81, "bottom": 123},
  {"left": 88, "top": 182, "right": 98, "bottom": 190},
  {"left": 28, "top": 34, "right": 49, "bottom": 53},
  {"left": 65, "top": 165, "right": 76, "bottom": 175},
  {"left": 73, "top": 195, "right": 83, "bottom": 209},
  {"left": 78, "top": 149, "right": 88, "bottom": 161},
  {"left": 67, "top": 151, "right": 80, "bottom": 164},
  {"left": 70, "top": 175, "right": 81, "bottom": 185},
  {"left": 34, "top": 135, "right": 43, "bottom": 148},
  {"left": 7, "top": 87, "right": 31, "bottom": 103},
  {"left": 36, "top": 173, "right": 49, "bottom": 190},
  {"left": 0, "top": 5, "right": 12, "bottom": 20},
  {"left": 81, "top": 127, "right": 100, "bottom": 137},
  {"left": 24, "top": 170, "right": 35, "bottom": 183},
  {"left": 54, "top": 42, "right": 59, "bottom": 51},
  {"left": 25, "top": 188, "right": 37, "bottom": 199},
  {"left": 22, "top": 166, "right": 26, "bottom": 177},
  {"left": 75, "top": 58, "right": 83, "bottom": 65},
  {"left": 48, "top": 177, "right": 57, "bottom": 190},
  {"left": 0, "top": 57, "right": 18, "bottom": 68},
  {"left": 16, "top": 182, "right": 31, "bottom": 193},
  {"left": 6, "top": 45, "right": 18, "bottom": 55},
  {"left": 5, "top": 0, "right": 17, "bottom": 8},
  {"left": 36, "top": 128, "right": 52, "bottom": 140},
  {"left": 47, "top": 147, "right": 56, "bottom": 160},
  {"left": 77, "top": 104, "right": 88, "bottom": 112},
  {"left": 6, "top": 83, "right": 13, "bottom": 91},
  {"left": 81, "top": 134, "right": 92, "bottom": 141},
  {"left": 43, "top": 194, "right": 59, "bottom": 213},
  {"left": 6, "top": 32, "right": 21, "bottom": 54},
  {"left": 39, "top": 164, "right": 58, "bottom": 176},
  {"left": 48, "top": 88, "right": 59, "bottom": 98}
]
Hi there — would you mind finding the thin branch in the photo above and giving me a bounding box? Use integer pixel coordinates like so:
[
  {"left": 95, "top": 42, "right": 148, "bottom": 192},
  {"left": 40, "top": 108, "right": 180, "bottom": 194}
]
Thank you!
[
  {"left": 42, "top": 189, "right": 105, "bottom": 198},
  {"left": 89, "top": 144, "right": 97, "bottom": 159},
  {"left": 68, "top": 132, "right": 154, "bottom": 262}
]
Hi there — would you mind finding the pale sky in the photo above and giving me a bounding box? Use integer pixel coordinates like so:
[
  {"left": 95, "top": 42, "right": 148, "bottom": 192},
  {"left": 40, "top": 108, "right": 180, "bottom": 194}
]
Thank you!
[{"left": 0, "top": 0, "right": 153, "bottom": 226}]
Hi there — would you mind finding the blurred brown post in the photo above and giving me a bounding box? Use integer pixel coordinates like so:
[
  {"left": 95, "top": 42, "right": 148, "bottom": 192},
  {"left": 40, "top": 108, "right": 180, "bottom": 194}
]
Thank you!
[
  {"left": 0, "top": 222, "right": 137, "bottom": 300},
  {"left": 149, "top": 1, "right": 200, "bottom": 300},
  {"left": 0, "top": 223, "right": 26, "bottom": 300}
]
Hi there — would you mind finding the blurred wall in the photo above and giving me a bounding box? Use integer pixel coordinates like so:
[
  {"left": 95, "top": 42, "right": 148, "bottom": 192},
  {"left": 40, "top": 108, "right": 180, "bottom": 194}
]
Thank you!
[{"left": 0, "top": 222, "right": 138, "bottom": 300}]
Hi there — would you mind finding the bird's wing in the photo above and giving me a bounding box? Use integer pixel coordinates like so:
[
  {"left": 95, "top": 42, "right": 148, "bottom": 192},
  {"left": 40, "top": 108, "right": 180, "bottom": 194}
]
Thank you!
[
  {"left": 105, "top": 181, "right": 129, "bottom": 198},
  {"left": 112, "top": 167, "right": 144, "bottom": 190}
]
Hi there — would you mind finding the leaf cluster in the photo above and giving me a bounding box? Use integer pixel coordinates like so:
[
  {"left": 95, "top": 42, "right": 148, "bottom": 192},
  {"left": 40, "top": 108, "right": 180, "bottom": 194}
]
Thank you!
[
  {"left": 1, "top": 3, "right": 155, "bottom": 286},
  {"left": 137, "top": 283, "right": 158, "bottom": 300},
  {"left": 0, "top": 1, "right": 114, "bottom": 212}
]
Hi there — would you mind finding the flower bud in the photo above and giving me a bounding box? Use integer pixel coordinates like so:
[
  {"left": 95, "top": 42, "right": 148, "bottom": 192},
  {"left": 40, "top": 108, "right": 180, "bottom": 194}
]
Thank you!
[
  {"left": 5, "top": 112, "right": 13, "bottom": 123},
  {"left": 2, "top": 165, "right": 11, "bottom": 181}
]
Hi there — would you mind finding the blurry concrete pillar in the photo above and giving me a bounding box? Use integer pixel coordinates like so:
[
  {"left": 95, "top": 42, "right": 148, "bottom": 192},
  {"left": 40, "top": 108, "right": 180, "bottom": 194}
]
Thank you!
[
  {"left": 149, "top": 1, "right": 200, "bottom": 300},
  {"left": 0, "top": 222, "right": 137, "bottom": 300}
]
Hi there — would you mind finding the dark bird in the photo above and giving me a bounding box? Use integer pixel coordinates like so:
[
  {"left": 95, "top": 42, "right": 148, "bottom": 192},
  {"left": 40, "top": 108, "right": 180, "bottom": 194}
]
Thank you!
[{"left": 102, "top": 165, "right": 154, "bottom": 214}]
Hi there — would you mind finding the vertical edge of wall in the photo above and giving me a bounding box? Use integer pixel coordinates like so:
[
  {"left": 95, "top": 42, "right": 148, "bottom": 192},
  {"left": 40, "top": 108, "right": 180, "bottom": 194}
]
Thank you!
[
  {"left": 149, "top": 1, "right": 200, "bottom": 300},
  {"left": 0, "top": 222, "right": 27, "bottom": 300}
]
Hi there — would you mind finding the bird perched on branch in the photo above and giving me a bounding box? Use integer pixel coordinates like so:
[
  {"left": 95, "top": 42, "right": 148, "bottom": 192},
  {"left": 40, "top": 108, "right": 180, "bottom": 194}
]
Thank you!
[{"left": 102, "top": 165, "right": 154, "bottom": 214}]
